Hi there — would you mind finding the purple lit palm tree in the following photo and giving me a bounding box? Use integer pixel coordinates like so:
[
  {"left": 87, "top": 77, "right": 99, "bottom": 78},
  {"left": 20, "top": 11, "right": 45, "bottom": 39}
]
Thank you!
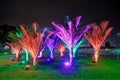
[
  {"left": 52, "top": 16, "right": 91, "bottom": 64},
  {"left": 47, "top": 35, "right": 60, "bottom": 59},
  {"left": 37, "top": 27, "right": 54, "bottom": 59}
]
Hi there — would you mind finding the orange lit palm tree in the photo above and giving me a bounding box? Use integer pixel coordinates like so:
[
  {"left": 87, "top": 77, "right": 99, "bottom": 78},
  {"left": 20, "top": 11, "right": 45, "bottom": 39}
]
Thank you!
[
  {"left": 56, "top": 42, "right": 66, "bottom": 57},
  {"left": 6, "top": 42, "right": 21, "bottom": 60},
  {"left": 7, "top": 31, "right": 22, "bottom": 60},
  {"left": 84, "top": 21, "right": 113, "bottom": 63},
  {"left": 9, "top": 23, "right": 53, "bottom": 67}
]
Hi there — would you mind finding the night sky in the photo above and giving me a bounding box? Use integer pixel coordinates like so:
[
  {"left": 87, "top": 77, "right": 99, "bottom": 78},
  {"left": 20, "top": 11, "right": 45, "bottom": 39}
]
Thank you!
[{"left": 0, "top": 0, "right": 120, "bottom": 45}]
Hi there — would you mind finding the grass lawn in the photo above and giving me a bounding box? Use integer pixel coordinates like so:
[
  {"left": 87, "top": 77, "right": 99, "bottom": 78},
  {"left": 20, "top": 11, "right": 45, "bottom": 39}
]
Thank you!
[{"left": 0, "top": 53, "right": 120, "bottom": 80}]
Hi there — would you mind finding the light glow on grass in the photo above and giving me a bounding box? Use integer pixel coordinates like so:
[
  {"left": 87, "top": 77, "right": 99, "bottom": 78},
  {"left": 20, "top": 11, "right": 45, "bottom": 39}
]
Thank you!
[{"left": 64, "top": 61, "right": 71, "bottom": 67}]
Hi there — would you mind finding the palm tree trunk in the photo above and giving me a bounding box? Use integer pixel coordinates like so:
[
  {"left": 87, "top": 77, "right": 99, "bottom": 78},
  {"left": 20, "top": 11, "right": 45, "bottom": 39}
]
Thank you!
[
  {"left": 38, "top": 48, "right": 44, "bottom": 58},
  {"left": 60, "top": 52, "right": 64, "bottom": 57},
  {"left": 69, "top": 47, "right": 73, "bottom": 64},
  {"left": 39, "top": 51, "right": 43, "bottom": 58},
  {"left": 33, "top": 58, "right": 37, "bottom": 69},
  {"left": 92, "top": 50, "right": 99, "bottom": 63},
  {"left": 50, "top": 49, "right": 54, "bottom": 59}
]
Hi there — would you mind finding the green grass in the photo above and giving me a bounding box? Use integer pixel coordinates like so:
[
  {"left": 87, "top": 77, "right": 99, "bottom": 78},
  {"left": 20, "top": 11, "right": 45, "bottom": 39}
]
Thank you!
[{"left": 0, "top": 53, "right": 120, "bottom": 80}]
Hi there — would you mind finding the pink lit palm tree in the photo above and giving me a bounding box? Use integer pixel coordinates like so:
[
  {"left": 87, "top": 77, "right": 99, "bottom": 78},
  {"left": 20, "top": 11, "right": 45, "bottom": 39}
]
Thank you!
[
  {"left": 84, "top": 21, "right": 113, "bottom": 63},
  {"left": 52, "top": 16, "right": 91, "bottom": 64}
]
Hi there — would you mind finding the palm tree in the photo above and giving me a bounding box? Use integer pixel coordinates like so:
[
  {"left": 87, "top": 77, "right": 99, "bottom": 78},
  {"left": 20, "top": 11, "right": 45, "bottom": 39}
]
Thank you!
[
  {"left": 37, "top": 27, "right": 54, "bottom": 59},
  {"left": 84, "top": 21, "right": 113, "bottom": 63},
  {"left": 47, "top": 35, "right": 60, "bottom": 59},
  {"left": 6, "top": 42, "right": 21, "bottom": 61},
  {"left": 7, "top": 30, "right": 22, "bottom": 61},
  {"left": 52, "top": 16, "right": 91, "bottom": 64},
  {"left": 72, "top": 38, "right": 85, "bottom": 58},
  {"left": 9, "top": 23, "right": 53, "bottom": 68},
  {"left": 56, "top": 42, "right": 66, "bottom": 57}
]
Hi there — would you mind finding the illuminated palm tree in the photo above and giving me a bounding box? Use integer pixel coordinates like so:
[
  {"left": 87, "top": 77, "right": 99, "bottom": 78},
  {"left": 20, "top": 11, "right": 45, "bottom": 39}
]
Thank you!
[
  {"left": 37, "top": 27, "right": 54, "bottom": 59},
  {"left": 47, "top": 35, "right": 60, "bottom": 59},
  {"left": 7, "top": 30, "right": 22, "bottom": 61},
  {"left": 56, "top": 42, "right": 66, "bottom": 57},
  {"left": 6, "top": 42, "right": 21, "bottom": 60},
  {"left": 84, "top": 21, "right": 113, "bottom": 63},
  {"left": 52, "top": 16, "right": 91, "bottom": 64},
  {"left": 9, "top": 23, "right": 53, "bottom": 67},
  {"left": 72, "top": 38, "right": 85, "bottom": 58}
]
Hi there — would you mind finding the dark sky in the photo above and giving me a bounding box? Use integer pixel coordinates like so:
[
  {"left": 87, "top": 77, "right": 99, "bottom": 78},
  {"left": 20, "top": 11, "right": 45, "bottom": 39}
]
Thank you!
[
  {"left": 0, "top": 0, "right": 120, "bottom": 45},
  {"left": 0, "top": 0, "right": 119, "bottom": 27}
]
